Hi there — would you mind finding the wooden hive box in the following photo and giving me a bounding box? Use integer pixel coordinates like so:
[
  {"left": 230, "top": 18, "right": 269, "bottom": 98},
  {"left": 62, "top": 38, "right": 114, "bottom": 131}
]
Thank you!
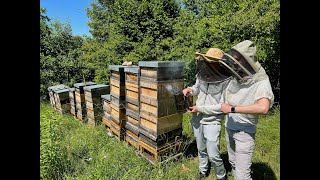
[
  {"left": 74, "top": 82, "right": 96, "bottom": 120},
  {"left": 109, "top": 65, "right": 126, "bottom": 100},
  {"left": 84, "top": 84, "right": 110, "bottom": 126},
  {"left": 84, "top": 84, "right": 110, "bottom": 103},
  {"left": 138, "top": 61, "right": 185, "bottom": 81},
  {"left": 48, "top": 84, "right": 68, "bottom": 109},
  {"left": 139, "top": 136, "right": 183, "bottom": 164},
  {"left": 138, "top": 61, "right": 185, "bottom": 141},
  {"left": 110, "top": 95, "right": 126, "bottom": 126},
  {"left": 124, "top": 66, "right": 139, "bottom": 105},
  {"left": 52, "top": 88, "right": 70, "bottom": 114}
]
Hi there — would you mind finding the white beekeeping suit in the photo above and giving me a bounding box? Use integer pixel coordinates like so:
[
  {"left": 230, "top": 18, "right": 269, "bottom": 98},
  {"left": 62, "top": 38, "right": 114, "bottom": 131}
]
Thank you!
[
  {"left": 219, "top": 40, "right": 274, "bottom": 180},
  {"left": 186, "top": 48, "right": 233, "bottom": 180}
]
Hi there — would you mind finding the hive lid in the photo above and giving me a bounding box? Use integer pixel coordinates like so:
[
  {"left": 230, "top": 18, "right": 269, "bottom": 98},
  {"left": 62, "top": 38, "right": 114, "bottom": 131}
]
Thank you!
[
  {"left": 48, "top": 84, "right": 68, "bottom": 91},
  {"left": 138, "top": 61, "right": 185, "bottom": 67},
  {"left": 74, "top": 82, "right": 96, "bottom": 88},
  {"left": 69, "top": 87, "right": 75, "bottom": 92},
  {"left": 53, "top": 88, "right": 69, "bottom": 93},
  {"left": 83, "top": 84, "right": 109, "bottom": 92},
  {"left": 124, "top": 66, "right": 139, "bottom": 74},
  {"left": 108, "top": 65, "right": 127, "bottom": 72},
  {"left": 101, "top": 94, "right": 111, "bottom": 101}
]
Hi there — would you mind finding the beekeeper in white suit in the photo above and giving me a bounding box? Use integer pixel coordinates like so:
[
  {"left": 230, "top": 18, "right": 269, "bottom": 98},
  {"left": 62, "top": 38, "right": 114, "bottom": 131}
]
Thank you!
[
  {"left": 182, "top": 48, "right": 233, "bottom": 180},
  {"left": 220, "top": 40, "right": 274, "bottom": 180}
]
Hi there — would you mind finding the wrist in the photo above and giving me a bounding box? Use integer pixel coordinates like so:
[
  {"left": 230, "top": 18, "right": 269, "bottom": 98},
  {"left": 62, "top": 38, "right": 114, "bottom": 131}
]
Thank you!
[{"left": 230, "top": 105, "right": 236, "bottom": 113}]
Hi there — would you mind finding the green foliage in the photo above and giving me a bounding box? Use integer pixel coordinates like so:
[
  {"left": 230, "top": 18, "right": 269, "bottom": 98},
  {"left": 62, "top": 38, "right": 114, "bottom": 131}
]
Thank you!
[
  {"left": 40, "top": 7, "right": 91, "bottom": 98},
  {"left": 41, "top": 0, "right": 280, "bottom": 103}
]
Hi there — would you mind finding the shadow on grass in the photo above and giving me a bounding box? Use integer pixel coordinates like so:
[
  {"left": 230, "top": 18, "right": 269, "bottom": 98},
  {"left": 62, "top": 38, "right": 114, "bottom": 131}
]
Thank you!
[{"left": 221, "top": 153, "right": 277, "bottom": 180}]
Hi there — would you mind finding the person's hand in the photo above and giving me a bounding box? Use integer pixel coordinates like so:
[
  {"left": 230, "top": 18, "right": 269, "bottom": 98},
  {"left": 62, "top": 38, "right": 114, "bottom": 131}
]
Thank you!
[
  {"left": 221, "top": 103, "right": 231, "bottom": 113},
  {"left": 182, "top": 88, "right": 192, "bottom": 96},
  {"left": 187, "top": 106, "right": 198, "bottom": 113}
]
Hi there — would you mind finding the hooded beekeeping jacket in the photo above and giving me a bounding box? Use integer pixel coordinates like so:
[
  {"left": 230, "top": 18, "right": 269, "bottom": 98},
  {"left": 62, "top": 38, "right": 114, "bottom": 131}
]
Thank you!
[
  {"left": 223, "top": 40, "right": 274, "bottom": 133},
  {"left": 189, "top": 76, "right": 231, "bottom": 124}
]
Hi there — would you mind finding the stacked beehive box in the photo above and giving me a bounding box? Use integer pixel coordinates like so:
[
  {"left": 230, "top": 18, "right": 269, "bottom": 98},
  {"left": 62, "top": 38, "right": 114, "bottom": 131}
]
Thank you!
[
  {"left": 52, "top": 87, "right": 71, "bottom": 114},
  {"left": 83, "top": 84, "right": 110, "bottom": 127},
  {"left": 101, "top": 94, "right": 113, "bottom": 136},
  {"left": 48, "top": 84, "right": 68, "bottom": 110},
  {"left": 138, "top": 61, "right": 185, "bottom": 163},
  {"left": 124, "top": 66, "right": 140, "bottom": 149},
  {"left": 74, "top": 82, "right": 96, "bottom": 121},
  {"left": 108, "top": 65, "right": 127, "bottom": 140},
  {"left": 69, "top": 88, "right": 77, "bottom": 116}
]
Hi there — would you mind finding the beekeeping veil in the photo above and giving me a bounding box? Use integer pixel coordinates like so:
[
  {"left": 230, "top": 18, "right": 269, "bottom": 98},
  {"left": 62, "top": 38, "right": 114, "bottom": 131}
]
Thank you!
[
  {"left": 220, "top": 40, "right": 269, "bottom": 85},
  {"left": 194, "top": 48, "right": 233, "bottom": 83}
]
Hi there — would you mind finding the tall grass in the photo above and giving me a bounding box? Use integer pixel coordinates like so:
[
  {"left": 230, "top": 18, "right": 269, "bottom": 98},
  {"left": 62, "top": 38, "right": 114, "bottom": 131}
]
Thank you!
[{"left": 40, "top": 102, "right": 280, "bottom": 180}]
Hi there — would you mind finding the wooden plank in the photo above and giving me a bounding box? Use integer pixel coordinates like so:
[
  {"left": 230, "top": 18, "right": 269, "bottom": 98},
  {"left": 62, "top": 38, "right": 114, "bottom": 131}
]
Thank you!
[
  {"left": 127, "top": 130, "right": 139, "bottom": 140},
  {"left": 127, "top": 115, "right": 139, "bottom": 126},
  {"left": 125, "top": 122, "right": 139, "bottom": 135},
  {"left": 111, "top": 85, "right": 120, "bottom": 95},
  {"left": 110, "top": 78, "right": 120, "bottom": 88},
  {"left": 126, "top": 89, "right": 139, "bottom": 100},
  {"left": 126, "top": 136, "right": 139, "bottom": 150},
  {"left": 140, "top": 117, "right": 157, "bottom": 134},
  {"left": 141, "top": 68, "right": 157, "bottom": 79},
  {"left": 75, "top": 93, "right": 85, "bottom": 102},
  {"left": 110, "top": 103, "right": 126, "bottom": 120},
  {"left": 125, "top": 81, "right": 139, "bottom": 91},
  {"left": 126, "top": 102, "right": 139, "bottom": 112},
  {"left": 140, "top": 102, "right": 157, "bottom": 116},
  {"left": 140, "top": 99, "right": 178, "bottom": 118},
  {"left": 139, "top": 80, "right": 184, "bottom": 100},
  {"left": 111, "top": 71, "right": 120, "bottom": 79},
  {"left": 139, "top": 113, "right": 182, "bottom": 135},
  {"left": 126, "top": 73, "right": 138, "bottom": 82},
  {"left": 102, "top": 117, "right": 111, "bottom": 127},
  {"left": 140, "top": 87, "right": 157, "bottom": 98}
]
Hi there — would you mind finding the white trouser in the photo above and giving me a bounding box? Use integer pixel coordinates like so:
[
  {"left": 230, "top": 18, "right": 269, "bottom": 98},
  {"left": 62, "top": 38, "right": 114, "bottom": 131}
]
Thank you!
[
  {"left": 225, "top": 128, "right": 255, "bottom": 180},
  {"left": 192, "top": 122, "right": 226, "bottom": 179}
]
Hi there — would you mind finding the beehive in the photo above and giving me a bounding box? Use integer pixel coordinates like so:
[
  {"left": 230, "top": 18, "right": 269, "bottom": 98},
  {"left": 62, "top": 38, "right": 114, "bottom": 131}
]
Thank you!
[
  {"left": 48, "top": 84, "right": 68, "bottom": 110},
  {"left": 52, "top": 88, "right": 70, "bottom": 114},
  {"left": 74, "top": 82, "right": 96, "bottom": 121},
  {"left": 83, "top": 84, "right": 110, "bottom": 127},
  {"left": 137, "top": 61, "right": 185, "bottom": 163}
]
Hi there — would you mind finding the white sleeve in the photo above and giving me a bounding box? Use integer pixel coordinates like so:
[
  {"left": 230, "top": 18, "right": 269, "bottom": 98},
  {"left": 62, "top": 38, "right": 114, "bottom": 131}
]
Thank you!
[
  {"left": 254, "top": 80, "right": 274, "bottom": 108},
  {"left": 189, "top": 78, "right": 200, "bottom": 96}
]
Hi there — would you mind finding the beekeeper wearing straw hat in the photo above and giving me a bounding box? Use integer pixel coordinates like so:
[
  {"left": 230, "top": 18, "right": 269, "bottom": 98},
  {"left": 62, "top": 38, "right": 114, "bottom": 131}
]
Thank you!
[
  {"left": 219, "top": 40, "right": 274, "bottom": 180},
  {"left": 182, "top": 48, "right": 232, "bottom": 180}
]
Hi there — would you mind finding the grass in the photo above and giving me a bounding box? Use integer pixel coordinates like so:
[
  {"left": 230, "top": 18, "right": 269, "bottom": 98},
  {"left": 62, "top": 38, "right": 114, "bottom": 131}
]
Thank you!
[{"left": 40, "top": 102, "right": 280, "bottom": 180}]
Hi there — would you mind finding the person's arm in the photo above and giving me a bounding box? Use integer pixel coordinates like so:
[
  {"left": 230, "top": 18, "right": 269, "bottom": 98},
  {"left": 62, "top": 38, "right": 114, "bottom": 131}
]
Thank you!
[
  {"left": 183, "top": 78, "right": 200, "bottom": 96},
  {"left": 221, "top": 98, "right": 270, "bottom": 115}
]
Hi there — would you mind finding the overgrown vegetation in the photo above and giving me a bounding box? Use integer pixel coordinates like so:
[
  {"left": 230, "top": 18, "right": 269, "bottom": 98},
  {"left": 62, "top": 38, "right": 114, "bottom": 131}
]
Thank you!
[
  {"left": 40, "top": 102, "right": 279, "bottom": 180},
  {"left": 40, "top": 0, "right": 280, "bottom": 104}
]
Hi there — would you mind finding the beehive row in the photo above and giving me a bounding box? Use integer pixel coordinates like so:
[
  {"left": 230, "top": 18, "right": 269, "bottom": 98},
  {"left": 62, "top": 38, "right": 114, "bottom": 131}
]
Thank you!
[{"left": 47, "top": 61, "right": 185, "bottom": 164}]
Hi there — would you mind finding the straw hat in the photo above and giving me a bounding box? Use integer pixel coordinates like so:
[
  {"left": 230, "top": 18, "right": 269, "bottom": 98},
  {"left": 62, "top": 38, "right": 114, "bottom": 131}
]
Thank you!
[{"left": 195, "top": 48, "right": 224, "bottom": 62}]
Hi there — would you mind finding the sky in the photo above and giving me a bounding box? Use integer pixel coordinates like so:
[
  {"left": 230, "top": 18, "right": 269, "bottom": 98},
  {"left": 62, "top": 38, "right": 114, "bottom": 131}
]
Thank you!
[{"left": 40, "top": 0, "right": 93, "bottom": 36}]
